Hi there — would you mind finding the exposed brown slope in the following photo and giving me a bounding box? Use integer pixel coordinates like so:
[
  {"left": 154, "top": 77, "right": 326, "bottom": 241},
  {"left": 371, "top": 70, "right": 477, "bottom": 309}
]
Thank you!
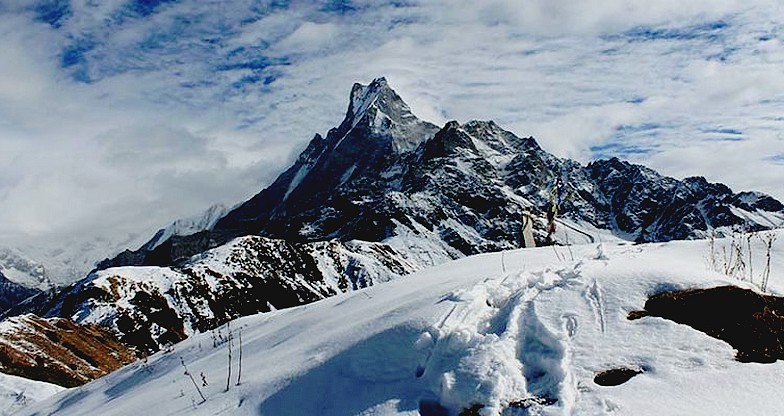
[{"left": 0, "top": 314, "right": 136, "bottom": 387}]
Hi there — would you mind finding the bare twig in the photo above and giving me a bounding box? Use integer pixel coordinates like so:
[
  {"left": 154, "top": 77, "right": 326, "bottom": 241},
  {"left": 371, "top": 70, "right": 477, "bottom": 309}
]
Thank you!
[
  {"left": 236, "top": 328, "right": 243, "bottom": 386},
  {"left": 180, "top": 357, "right": 206, "bottom": 403},
  {"left": 225, "top": 322, "right": 233, "bottom": 392},
  {"left": 761, "top": 232, "right": 778, "bottom": 292}
]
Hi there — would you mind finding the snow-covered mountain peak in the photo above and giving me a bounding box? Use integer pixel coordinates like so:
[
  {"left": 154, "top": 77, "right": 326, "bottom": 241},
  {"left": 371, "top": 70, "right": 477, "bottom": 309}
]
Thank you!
[
  {"left": 140, "top": 203, "right": 230, "bottom": 252},
  {"left": 347, "top": 77, "right": 399, "bottom": 122},
  {"left": 343, "top": 77, "right": 438, "bottom": 153},
  {"left": 348, "top": 77, "right": 390, "bottom": 118},
  {"left": 461, "top": 120, "right": 540, "bottom": 154},
  {"left": 0, "top": 248, "right": 52, "bottom": 291},
  {"left": 104, "top": 77, "right": 784, "bottom": 274}
]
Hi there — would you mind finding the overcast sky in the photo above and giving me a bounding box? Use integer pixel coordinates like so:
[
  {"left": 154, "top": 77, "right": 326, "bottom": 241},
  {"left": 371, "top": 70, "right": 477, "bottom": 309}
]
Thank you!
[{"left": 1, "top": 0, "right": 783, "bottom": 265}]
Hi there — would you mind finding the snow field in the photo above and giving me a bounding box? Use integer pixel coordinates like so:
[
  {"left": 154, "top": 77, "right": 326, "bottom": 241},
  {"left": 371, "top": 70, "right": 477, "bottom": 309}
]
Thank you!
[
  {"left": 18, "top": 231, "right": 784, "bottom": 415},
  {"left": 0, "top": 373, "right": 63, "bottom": 416}
]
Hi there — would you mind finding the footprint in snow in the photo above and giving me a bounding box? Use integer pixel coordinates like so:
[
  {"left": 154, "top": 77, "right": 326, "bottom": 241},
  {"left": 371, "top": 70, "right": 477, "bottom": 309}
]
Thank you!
[{"left": 562, "top": 314, "right": 579, "bottom": 338}]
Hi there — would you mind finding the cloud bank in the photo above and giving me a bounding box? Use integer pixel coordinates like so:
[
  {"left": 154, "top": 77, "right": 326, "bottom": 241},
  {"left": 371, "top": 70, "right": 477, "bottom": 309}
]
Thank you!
[{"left": 0, "top": 0, "right": 783, "bottom": 275}]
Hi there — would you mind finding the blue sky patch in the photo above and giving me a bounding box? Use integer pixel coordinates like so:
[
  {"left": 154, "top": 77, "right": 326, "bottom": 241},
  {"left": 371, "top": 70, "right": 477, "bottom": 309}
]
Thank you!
[
  {"left": 766, "top": 154, "right": 784, "bottom": 164},
  {"left": 606, "top": 20, "right": 729, "bottom": 43},
  {"left": 706, "top": 128, "right": 743, "bottom": 135},
  {"left": 242, "top": 0, "right": 290, "bottom": 24},
  {"left": 615, "top": 123, "right": 662, "bottom": 133},
  {"left": 32, "top": 0, "right": 71, "bottom": 28},
  {"left": 60, "top": 37, "right": 96, "bottom": 82},
  {"left": 600, "top": 47, "right": 620, "bottom": 56},
  {"left": 590, "top": 142, "right": 656, "bottom": 159},
  {"left": 127, "top": 0, "right": 182, "bottom": 18},
  {"left": 701, "top": 127, "right": 744, "bottom": 141},
  {"left": 218, "top": 47, "right": 290, "bottom": 72},
  {"left": 590, "top": 123, "right": 664, "bottom": 159},
  {"left": 707, "top": 47, "right": 738, "bottom": 62},
  {"left": 321, "top": 0, "right": 357, "bottom": 14}
]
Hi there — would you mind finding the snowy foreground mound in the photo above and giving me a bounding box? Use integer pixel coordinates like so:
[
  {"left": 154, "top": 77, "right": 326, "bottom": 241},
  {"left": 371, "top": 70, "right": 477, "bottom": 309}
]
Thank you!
[
  {"left": 22, "top": 234, "right": 784, "bottom": 415},
  {"left": 0, "top": 373, "right": 62, "bottom": 416}
]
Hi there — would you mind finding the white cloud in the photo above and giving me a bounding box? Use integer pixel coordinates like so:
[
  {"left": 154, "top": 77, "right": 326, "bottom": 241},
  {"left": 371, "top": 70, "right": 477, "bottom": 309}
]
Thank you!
[
  {"left": 1, "top": 0, "right": 784, "bottom": 278},
  {"left": 275, "top": 21, "right": 340, "bottom": 54}
]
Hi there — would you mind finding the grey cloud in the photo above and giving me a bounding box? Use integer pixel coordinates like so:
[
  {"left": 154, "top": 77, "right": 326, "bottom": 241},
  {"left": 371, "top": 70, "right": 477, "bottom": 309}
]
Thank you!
[{"left": 95, "top": 124, "right": 225, "bottom": 168}]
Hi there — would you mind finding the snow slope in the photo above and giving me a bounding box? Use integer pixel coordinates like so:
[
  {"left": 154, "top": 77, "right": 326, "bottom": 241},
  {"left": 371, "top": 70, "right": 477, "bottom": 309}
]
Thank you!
[
  {"left": 0, "top": 373, "right": 62, "bottom": 416},
  {"left": 41, "top": 235, "right": 419, "bottom": 354},
  {"left": 21, "top": 231, "right": 784, "bottom": 415},
  {"left": 139, "top": 204, "right": 231, "bottom": 251}
]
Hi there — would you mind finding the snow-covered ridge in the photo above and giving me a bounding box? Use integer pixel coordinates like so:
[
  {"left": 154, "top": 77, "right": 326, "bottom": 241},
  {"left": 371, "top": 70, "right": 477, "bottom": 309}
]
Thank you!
[
  {"left": 0, "top": 372, "right": 63, "bottom": 416},
  {"left": 140, "top": 204, "right": 230, "bottom": 251},
  {"left": 128, "top": 78, "right": 784, "bottom": 273},
  {"left": 21, "top": 231, "right": 784, "bottom": 415},
  {"left": 42, "top": 235, "right": 422, "bottom": 353}
]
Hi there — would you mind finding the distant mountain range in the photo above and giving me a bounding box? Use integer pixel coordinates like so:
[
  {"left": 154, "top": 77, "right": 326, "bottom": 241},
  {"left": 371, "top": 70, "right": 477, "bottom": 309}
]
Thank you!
[
  {"left": 101, "top": 77, "right": 784, "bottom": 269},
  {"left": 2, "top": 77, "right": 783, "bottom": 386},
  {"left": 0, "top": 273, "right": 39, "bottom": 313}
]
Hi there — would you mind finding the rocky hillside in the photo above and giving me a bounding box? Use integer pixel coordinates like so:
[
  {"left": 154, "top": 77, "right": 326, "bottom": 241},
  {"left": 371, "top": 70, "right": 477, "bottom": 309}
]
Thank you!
[
  {"left": 585, "top": 158, "right": 784, "bottom": 241},
  {"left": 33, "top": 236, "right": 418, "bottom": 353},
  {"left": 0, "top": 314, "right": 135, "bottom": 387}
]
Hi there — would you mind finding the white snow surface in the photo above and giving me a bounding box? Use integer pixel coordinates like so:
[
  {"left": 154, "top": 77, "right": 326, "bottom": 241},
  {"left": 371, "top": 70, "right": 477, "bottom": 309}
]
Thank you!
[
  {"left": 143, "top": 204, "right": 231, "bottom": 251},
  {"left": 0, "top": 231, "right": 153, "bottom": 289},
  {"left": 20, "top": 231, "right": 784, "bottom": 416},
  {"left": 0, "top": 248, "right": 52, "bottom": 291},
  {"left": 0, "top": 373, "right": 63, "bottom": 416}
]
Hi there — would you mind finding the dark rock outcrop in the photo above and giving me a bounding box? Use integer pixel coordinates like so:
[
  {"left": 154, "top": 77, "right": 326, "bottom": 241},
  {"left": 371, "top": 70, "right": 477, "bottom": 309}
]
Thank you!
[
  {"left": 630, "top": 285, "right": 784, "bottom": 363},
  {"left": 0, "top": 273, "right": 39, "bottom": 313}
]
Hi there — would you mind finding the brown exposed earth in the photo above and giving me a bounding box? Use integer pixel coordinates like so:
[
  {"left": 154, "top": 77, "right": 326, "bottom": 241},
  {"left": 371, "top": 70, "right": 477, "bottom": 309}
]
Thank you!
[
  {"left": 629, "top": 285, "right": 784, "bottom": 363},
  {"left": 0, "top": 314, "right": 137, "bottom": 387}
]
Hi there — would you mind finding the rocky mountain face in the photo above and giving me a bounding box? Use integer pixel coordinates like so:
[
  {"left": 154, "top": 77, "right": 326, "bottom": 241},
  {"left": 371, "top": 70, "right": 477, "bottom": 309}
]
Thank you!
[
  {"left": 584, "top": 158, "right": 784, "bottom": 241},
  {"left": 26, "top": 236, "right": 417, "bottom": 354},
  {"left": 0, "top": 273, "right": 39, "bottom": 314},
  {"left": 105, "top": 77, "right": 784, "bottom": 269},
  {"left": 3, "top": 76, "right": 784, "bottom": 368},
  {"left": 0, "top": 314, "right": 135, "bottom": 387}
]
